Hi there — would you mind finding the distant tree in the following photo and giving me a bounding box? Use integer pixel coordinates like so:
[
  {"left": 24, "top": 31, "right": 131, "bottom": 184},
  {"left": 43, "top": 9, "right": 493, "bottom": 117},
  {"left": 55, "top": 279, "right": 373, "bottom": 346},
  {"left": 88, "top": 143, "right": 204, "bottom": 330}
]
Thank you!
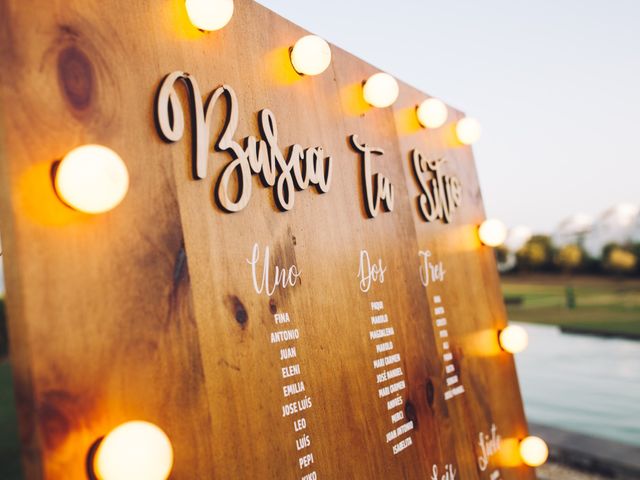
[
  {"left": 517, "top": 235, "right": 555, "bottom": 271},
  {"left": 631, "top": 243, "right": 640, "bottom": 275},
  {"left": 603, "top": 246, "right": 637, "bottom": 275},
  {"left": 552, "top": 244, "right": 583, "bottom": 308},
  {"left": 582, "top": 252, "right": 602, "bottom": 274},
  {"left": 495, "top": 245, "right": 518, "bottom": 273},
  {"left": 495, "top": 245, "right": 510, "bottom": 264},
  {"left": 601, "top": 243, "right": 617, "bottom": 263},
  {"left": 0, "top": 297, "right": 6, "bottom": 360},
  {"left": 554, "top": 244, "right": 583, "bottom": 273}
]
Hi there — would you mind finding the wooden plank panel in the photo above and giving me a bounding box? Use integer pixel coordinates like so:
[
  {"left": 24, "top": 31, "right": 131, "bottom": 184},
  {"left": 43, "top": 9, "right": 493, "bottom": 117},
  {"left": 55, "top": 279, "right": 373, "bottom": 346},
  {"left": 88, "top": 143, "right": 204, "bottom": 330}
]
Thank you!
[
  {"left": 329, "top": 46, "right": 468, "bottom": 478},
  {"left": 0, "top": 0, "right": 535, "bottom": 478},
  {"left": 162, "top": 2, "right": 458, "bottom": 475},
  {"left": 392, "top": 84, "right": 536, "bottom": 479},
  {"left": 0, "top": 1, "right": 216, "bottom": 478}
]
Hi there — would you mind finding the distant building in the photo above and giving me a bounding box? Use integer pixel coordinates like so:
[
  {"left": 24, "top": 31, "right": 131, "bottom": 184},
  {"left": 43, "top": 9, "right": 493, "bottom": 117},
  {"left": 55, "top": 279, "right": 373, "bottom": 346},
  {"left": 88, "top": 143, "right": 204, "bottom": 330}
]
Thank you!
[
  {"left": 549, "top": 204, "right": 639, "bottom": 259},
  {"left": 551, "top": 213, "right": 593, "bottom": 249},
  {"left": 631, "top": 212, "right": 640, "bottom": 244},
  {"left": 505, "top": 225, "right": 532, "bottom": 252},
  {"left": 583, "top": 204, "right": 639, "bottom": 258}
]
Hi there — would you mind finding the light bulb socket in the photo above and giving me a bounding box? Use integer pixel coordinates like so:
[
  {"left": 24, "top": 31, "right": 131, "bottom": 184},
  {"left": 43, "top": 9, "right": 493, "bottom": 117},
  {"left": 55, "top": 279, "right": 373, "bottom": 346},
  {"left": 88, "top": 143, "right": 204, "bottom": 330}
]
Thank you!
[
  {"left": 86, "top": 436, "right": 105, "bottom": 480},
  {"left": 289, "top": 46, "right": 306, "bottom": 76}
]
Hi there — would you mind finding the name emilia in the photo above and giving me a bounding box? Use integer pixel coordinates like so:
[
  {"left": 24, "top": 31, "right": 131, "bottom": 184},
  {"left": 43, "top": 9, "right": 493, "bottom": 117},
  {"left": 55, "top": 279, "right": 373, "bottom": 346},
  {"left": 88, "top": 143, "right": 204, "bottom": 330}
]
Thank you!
[{"left": 155, "top": 71, "right": 463, "bottom": 223}]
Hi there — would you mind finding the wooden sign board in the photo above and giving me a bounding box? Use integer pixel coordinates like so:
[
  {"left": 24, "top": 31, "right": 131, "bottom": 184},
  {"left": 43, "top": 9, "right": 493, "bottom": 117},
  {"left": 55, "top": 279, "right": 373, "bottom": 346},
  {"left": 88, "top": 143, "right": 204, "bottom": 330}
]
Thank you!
[{"left": 0, "top": 1, "right": 533, "bottom": 479}]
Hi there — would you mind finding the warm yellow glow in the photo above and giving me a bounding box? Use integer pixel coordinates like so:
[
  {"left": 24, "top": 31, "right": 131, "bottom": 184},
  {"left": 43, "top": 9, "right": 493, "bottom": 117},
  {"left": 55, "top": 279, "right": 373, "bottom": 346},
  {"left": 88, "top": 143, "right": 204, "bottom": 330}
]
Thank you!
[
  {"left": 363, "top": 72, "right": 399, "bottom": 108},
  {"left": 478, "top": 219, "right": 507, "bottom": 247},
  {"left": 290, "top": 35, "right": 332, "bottom": 76},
  {"left": 55, "top": 145, "right": 129, "bottom": 214},
  {"left": 462, "top": 329, "right": 502, "bottom": 358},
  {"left": 456, "top": 117, "right": 482, "bottom": 144},
  {"left": 185, "top": 0, "right": 234, "bottom": 31},
  {"left": 94, "top": 421, "right": 174, "bottom": 480},
  {"left": 519, "top": 436, "right": 549, "bottom": 467},
  {"left": 495, "top": 437, "right": 524, "bottom": 468},
  {"left": 499, "top": 325, "right": 529, "bottom": 354},
  {"left": 416, "top": 98, "right": 448, "bottom": 129}
]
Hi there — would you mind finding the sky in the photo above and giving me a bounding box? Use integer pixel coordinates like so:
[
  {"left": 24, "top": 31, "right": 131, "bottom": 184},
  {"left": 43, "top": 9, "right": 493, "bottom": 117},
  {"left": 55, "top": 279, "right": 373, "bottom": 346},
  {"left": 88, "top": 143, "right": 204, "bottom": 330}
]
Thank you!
[{"left": 258, "top": 0, "right": 640, "bottom": 233}]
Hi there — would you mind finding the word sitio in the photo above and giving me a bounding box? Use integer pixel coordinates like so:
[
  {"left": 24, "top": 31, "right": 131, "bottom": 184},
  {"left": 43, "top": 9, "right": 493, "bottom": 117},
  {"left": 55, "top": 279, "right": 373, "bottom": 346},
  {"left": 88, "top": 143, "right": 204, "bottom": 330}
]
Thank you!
[{"left": 412, "top": 151, "right": 462, "bottom": 223}]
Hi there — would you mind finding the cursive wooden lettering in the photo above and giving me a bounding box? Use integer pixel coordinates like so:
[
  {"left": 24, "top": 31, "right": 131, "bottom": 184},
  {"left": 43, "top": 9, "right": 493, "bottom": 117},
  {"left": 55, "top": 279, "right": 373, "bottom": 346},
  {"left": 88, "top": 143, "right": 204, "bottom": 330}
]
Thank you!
[
  {"left": 156, "top": 71, "right": 333, "bottom": 212},
  {"left": 349, "top": 135, "right": 395, "bottom": 218},
  {"left": 412, "top": 150, "right": 462, "bottom": 223}
]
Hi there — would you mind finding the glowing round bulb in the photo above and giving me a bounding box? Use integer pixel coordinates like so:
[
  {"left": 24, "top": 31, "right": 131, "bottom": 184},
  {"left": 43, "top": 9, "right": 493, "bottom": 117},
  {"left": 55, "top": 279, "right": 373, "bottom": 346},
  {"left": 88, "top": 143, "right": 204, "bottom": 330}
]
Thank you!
[
  {"left": 363, "top": 73, "right": 399, "bottom": 108},
  {"left": 94, "top": 421, "right": 174, "bottom": 480},
  {"left": 290, "top": 35, "right": 332, "bottom": 76},
  {"left": 499, "top": 325, "right": 529, "bottom": 354},
  {"left": 456, "top": 117, "right": 482, "bottom": 145},
  {"left": 185, "top": 0, "right": 234, "bottom": 31},
  {"left": 55, "top": 145, "right": 129, "bottom": 214},
  {"left": 478, "top": 219, "right": 507, "bottom": 247},
  {"left": 519, "top": 436, "right": 549, "bottom": 467},
  {"left": 416, "top": 98, "right": 448, "bottom": 129}
]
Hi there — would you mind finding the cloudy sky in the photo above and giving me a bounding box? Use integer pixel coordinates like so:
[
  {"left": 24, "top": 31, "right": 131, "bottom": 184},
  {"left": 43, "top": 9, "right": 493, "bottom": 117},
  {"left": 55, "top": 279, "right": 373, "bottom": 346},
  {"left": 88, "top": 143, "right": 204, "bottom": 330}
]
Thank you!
[{"left": 259, "top": 0, "right": 640, "bottom": 232}]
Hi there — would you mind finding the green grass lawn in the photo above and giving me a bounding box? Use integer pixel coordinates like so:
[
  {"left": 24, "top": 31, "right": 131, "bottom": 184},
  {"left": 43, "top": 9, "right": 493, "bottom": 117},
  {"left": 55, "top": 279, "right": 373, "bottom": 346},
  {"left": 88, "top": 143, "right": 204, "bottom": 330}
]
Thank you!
[
  {"left": 0, "top": 361, "right": 23, "bottom": 480},
  {"left": 502, "top": 274, "right": 640, "bottom": 337}
]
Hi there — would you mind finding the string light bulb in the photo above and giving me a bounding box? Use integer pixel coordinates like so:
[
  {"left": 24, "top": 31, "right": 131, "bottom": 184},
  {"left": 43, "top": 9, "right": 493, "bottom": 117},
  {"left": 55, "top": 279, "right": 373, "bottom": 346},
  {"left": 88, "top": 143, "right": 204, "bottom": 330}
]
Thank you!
[
  {"left": 519, "top": 436, "right": 549, "bottom": 467},
  {"left": 93, "top": 421, "right": 174, "bottom": 480},
  {"left": 478, "top": 219, "right": 507, "bottom": 247},
  {"left": 363, "top": 73, "right": 399, "bottom": 108},
  {"left": 499, "top": 325, "right": 529, "bottom": 354},
  {"left": 456, "top": 117, "right": 482, "bottom": 145},
  {"left": 185, "top": 0, "right": 234, "bottom": 31},
  {"left": 416, "top": 98, "right": 448, "bottom": 129},
  {"left": 290, "top": 35, "right": 332, "bottom": 76},
  {"left": 54, "top": 145, "right": 129, "bottom": 214}
]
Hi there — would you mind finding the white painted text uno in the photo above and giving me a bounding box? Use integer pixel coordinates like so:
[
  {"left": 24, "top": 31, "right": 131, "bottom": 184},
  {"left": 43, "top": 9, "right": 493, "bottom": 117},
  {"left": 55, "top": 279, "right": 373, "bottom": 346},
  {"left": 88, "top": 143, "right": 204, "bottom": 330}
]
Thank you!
[{"left": 247, "top": 243, "right": 301, "bottom": 297}]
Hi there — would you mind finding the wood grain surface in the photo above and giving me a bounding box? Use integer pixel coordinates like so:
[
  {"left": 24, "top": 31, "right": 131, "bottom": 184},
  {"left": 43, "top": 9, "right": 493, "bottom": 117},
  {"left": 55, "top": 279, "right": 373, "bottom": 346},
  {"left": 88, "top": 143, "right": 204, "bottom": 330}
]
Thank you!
[{"left": 0, "top": 0, "right": 535, "bottom": 478}]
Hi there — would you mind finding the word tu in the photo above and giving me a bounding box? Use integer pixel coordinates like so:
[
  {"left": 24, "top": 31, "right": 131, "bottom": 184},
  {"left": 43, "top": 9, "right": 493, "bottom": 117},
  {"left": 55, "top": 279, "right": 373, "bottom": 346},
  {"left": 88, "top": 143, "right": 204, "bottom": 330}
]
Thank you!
[
  {"left": 156, "top": 71, "right": 333, "bottom": 212},
  {"left": 247, "top": 243, "right": 301, "bottom": 297},
  {"left": 358, "top": 250, "right": 387, "bottom": 293},
  {"left": 412, "top": 150, "right": 462, "bottom": 223},
  {"left": 477, "top": 423, "right": 502, "bottom": 472},
  {"left": 419, "top": 249, "right": 446, "bottom": 287},
  {"left": 350, "top": 135, "right": 394, "bottom": 218}
]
